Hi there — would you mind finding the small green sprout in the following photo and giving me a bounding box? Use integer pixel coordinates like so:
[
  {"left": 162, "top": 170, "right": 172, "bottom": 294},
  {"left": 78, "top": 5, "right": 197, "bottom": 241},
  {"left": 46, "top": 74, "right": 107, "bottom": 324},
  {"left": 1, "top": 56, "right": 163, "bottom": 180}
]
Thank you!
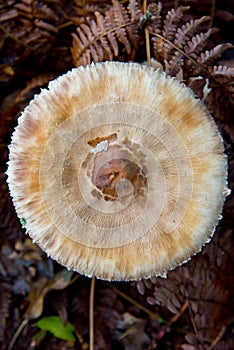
[{"left": 20, "top": 218, "right": 26, "bottom": 225}]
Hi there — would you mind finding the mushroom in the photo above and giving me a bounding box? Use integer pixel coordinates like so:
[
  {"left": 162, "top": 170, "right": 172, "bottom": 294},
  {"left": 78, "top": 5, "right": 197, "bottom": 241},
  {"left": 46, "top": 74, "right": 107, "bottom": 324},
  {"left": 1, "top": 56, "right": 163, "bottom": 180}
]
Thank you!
[{"left": 7, "top": 62, "right": 229, "bottom": 281}]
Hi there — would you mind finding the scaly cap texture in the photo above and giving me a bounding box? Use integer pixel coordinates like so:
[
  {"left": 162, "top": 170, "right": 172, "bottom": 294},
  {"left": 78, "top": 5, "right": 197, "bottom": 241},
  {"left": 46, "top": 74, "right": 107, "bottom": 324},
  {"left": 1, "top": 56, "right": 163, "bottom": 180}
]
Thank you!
[{"left": 7, "top": 62, "right": 229, "bottom": 281}]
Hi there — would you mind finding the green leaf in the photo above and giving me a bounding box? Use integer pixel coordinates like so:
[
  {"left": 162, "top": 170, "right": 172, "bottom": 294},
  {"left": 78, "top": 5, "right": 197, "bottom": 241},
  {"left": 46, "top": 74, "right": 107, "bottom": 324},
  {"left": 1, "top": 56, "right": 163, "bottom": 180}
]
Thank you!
[{"left": 36, "top": 316, "right": 75, "bottom": 341}]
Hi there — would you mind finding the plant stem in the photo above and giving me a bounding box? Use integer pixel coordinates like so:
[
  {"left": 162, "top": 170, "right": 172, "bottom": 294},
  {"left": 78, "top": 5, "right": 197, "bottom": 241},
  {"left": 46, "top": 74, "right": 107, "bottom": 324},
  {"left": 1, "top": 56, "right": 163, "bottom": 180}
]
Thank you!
[
  {"left": 8, "top": 319, "right": 28, "bottom": 350},
  {"left": 89, "top": 277, "right": 95, "bottom": 350}
]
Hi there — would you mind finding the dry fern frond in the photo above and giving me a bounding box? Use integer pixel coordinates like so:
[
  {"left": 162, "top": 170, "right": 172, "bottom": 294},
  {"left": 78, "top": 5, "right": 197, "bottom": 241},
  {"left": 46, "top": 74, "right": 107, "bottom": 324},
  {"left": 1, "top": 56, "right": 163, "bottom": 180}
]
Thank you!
[
  {"left": 210, "top": 65, "right": 234, "bottom": 86},
  {"left": 199, "top": 44, "right": 234, "bottom": 69},
  {"left": 161, "top": 6, "right": 190, "bottom": 56},
  {"left": 72, "top": 0, "right": 112, "bottom": 26},
  {"left": 149, "top": 5, "right": 233, "bottom": 78},
  {"left": 203, "top": 65, "right": 234, "bottom": 121},
  {"left": 0, "top": 1, "right": 61, "bottom": 51},
  {"left": 71, "top": 0, "right": 141, "bottom": 67},
  {"left": 73, "top": 0, "right": 112, "bottom": 16},
  {"left": 134, "top": 228, "right": 234, "bottom": 349},
  {"left": 211, "top": 65, "right": 234, "bottom": 77},
  {"left": 174, "top": 16, "right": 211, "bottom": 50},
  {"left": 71, "top": 1, "right": 233, "bottom": 84},
  {"left": 184, "top": 28, "right": 218, "bottom": 59}
]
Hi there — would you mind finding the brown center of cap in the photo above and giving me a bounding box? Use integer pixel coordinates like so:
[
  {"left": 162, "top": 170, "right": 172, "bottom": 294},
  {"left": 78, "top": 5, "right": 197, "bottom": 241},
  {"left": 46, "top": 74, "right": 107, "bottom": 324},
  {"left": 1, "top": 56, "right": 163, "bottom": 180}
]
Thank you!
[
  {"left": 83, "top": 138, "right": 148, "bottom": 202},
  {"left": 93, "top": 157, "right": 146, "bottom": 201}
]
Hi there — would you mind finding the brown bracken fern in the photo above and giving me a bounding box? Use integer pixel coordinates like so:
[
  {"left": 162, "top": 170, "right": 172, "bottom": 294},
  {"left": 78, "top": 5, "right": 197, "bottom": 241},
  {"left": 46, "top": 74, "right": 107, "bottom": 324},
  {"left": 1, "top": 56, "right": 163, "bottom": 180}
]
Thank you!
[
  {"left": 147, "top": 4, "right": 233, "bottom": 79},
  {"left": 0, "top": 0, "right": 60, "bottom": 51},
  {"left": 71, "top": 0, "right": 141, "bottom": 66},
  {"left": 133, "top": 228, "right": 234, "bottom": 350},
  {"left": 71, "top": 1, "right": 233, "bottom": 85}
]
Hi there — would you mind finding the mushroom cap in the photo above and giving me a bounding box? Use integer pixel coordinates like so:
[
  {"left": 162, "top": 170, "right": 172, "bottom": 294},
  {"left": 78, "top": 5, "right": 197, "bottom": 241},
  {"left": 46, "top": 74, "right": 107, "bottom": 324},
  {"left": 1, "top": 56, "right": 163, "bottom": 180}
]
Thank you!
[{"left": 7, "top": 62, "right": 229, "bottom": 281}]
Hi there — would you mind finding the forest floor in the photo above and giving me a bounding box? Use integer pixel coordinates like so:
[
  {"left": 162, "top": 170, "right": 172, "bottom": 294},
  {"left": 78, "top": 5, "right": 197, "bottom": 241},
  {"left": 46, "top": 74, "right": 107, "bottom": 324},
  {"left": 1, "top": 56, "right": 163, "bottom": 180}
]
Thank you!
[{"left": 0, "top": 1, "right": 234, "bottom": 349}]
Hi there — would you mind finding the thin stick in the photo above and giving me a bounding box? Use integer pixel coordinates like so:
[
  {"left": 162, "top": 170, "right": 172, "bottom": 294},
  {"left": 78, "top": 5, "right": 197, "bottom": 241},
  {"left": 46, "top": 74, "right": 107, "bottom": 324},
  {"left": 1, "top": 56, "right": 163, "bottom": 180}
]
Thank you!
[
  {"left": 107, "top": 283, "right": 161, "bottom": 320},
  {"left": 142, "top": 0, "right": 151, "bottom": 65},
  {"left": 148, "top": 31, "right": 210, "bottom": 76},
  {"left": 89, "top": 277, "right": 95, "bottom": 350},
  {"left": 208, "top": 325, "right": 226, "bottom": 350},
  {"left": 8, "top": 319, "right": 28, "bottom": 350},
  {"left": 145, "top": 28, "right": 151, "bottom": 66},
  {"left": 209, "top": 0, "right": 216, "bottom": 28},
  {"left": 170, "top": 300, "right": 189, "bottom": 323},
  {"left": 187, "top": 297, "right": 199, "bottom": 341},
  {"left": 156, "top": 300, "right": 189, "bottom": 341}
]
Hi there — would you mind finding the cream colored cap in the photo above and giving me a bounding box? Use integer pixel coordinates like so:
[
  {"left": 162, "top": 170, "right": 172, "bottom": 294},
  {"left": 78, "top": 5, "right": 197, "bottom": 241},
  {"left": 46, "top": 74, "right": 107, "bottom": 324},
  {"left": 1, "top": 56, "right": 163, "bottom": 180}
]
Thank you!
[{"left": 7, "top": 62, "right": 229, "bottom": 281}]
